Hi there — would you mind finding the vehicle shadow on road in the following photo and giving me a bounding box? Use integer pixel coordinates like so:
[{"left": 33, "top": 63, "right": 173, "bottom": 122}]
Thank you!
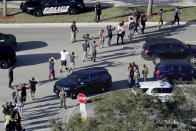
[
  {"left": 17, "top": 41, "right": 48, "bottom": 52},
  {"left": 15, "top": 53, "right": 60, "bottom": 67}
]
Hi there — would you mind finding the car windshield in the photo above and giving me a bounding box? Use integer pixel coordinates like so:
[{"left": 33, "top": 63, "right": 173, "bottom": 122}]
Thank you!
[{"left": 67, "top": 74, "right": 85, "bottom": 84}]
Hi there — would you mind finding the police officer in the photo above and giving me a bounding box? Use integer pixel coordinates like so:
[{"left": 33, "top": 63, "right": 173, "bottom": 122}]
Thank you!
[
  {"left": 59, "top": 88, "right": 67, "bottom": 109},
  {"left": 142, "top": 64, "right": 148, "bottom": 82},
  {"left": 95, "top": 1, "right": 102, "bottom": 23}
]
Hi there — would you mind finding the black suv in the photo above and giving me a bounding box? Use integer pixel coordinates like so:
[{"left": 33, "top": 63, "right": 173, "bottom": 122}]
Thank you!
[
  {"left": 20, "top": 0, "right": 85, "bottom": 17},
  {"left": 154, "top": 60, "right": 196, "bottom": 83},
  {"left": 0, "top": 45, "right": 16, "bottom": 69},
  {"left": 141, "top": 38, "right": 196, "bottom": 65},
  {"left": 0, "top": 33, "right": 17, "bottom": 50},
  {"left": 53, "top": 67, "right": 112, "bottom": 98}
]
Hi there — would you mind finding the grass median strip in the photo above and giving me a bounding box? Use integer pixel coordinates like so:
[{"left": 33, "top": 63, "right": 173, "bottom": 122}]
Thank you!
[{"left": 0, "top": 6, "right": 196, "bottom": 23}]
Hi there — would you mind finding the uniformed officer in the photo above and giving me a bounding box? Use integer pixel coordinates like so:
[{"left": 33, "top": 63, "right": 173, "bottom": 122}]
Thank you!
[
  {"left": 95, "top": 1, "right": 102, "bottom": 23},
  {"left": 59, "top": 88, "right": 67, "bottom": 109},
  {"left": 142, "top": 64, "right": 148, "bottom": 82}
]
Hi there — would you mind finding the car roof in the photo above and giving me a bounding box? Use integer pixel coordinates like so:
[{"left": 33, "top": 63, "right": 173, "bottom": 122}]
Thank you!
[
  {"left": 139, "top": 80, "right": 171, "bottom": 89},
  {"left": 145, "top": 38, "right": 184, "bottom": 46},
  {"left": 74, "top": 67, "right": 108, "bottom": 76}
]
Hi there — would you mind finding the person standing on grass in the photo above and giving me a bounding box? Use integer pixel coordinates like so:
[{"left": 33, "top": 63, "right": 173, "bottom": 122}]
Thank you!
[
  {"left": 106, "top": 25, "right": 115, "bottom": 46},
  {"left": 141, "top": 14, "right": 147, "bottom": 34},
  {"left": 8, "top": 67, "right": 13, "bottom": 88},
  {"left": 28, "top": 77, "right": 39, "bottom": 101},
  {"left": 95, "top": 1, "right": 102, "bottom": 23},
  {"left": 99, "top": 29, "right": 106, "bottom": 48},
  {"left": 60, "top": 50, "right": 69, "bottom": 73},
  {"left": 71, "top": 21, "right": 78, "bottom": 43},
  {"left": 142, "top": 64, "right": 148, "bottom": 82},
  {"left": 69, "top": 52, "right": 79, "bottom": 74},
  {"left": 158, "top": 9, "right": 163, "bottom": 29},
  {"left": 172, "top": 6, "right": 180, "bottom": 26},
  {"left": 59, "top": 88, "right": 67, "bottom": 109},
  {"left": 49, "top": 57, "right": 56, "bottom": 81},
  {"left": 91, "top": 40, "right": 99, "bottom": 62},
  {"left": 133, "top": 8, "right": 141, "bottom": 34}
]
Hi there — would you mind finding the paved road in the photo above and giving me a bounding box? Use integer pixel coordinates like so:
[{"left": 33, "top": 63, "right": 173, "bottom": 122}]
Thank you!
[
  {"left": 0, "top": 23, "right": 196, "bottom": 130},
  {"left": 1, "top": 0, "right": 196, "bottom": 8}
]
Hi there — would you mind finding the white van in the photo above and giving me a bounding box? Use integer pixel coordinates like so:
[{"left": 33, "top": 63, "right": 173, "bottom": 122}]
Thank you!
[{"left": 132, "top": 80, "right": 173, "bottom": 102}]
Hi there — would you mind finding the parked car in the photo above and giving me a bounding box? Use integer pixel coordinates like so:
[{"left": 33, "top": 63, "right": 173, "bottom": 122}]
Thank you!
[
  {"left": 0, "top": 45, "right": 16, "bottom": 69},
  {"left": 132, "top": 80, "right": 173, "bottom": 102},
  {"left": 154, "top": 60, "right": 196, "bottom": 83},
  {"left": 141, "top": 38, "right": 196, "bottom": 65},
  {"left": 0, "top": 33, "right": 17, "bottom": 50},
  {"left": 53, "top": 67, "right": 112, "bottom": 99},
  {"left": 20, "top": 0, "right": 85, "bottom": 17}
]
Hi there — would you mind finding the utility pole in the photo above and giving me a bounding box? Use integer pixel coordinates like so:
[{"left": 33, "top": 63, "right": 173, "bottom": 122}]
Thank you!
[
  {"left": 147, "top": 0, "right": 153, "bottom": 16},
  {"left": 3, "top": 0, "right": 7, "bottom": 17}
]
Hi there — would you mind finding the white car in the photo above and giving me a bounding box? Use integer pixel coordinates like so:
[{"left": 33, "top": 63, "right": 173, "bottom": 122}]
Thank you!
[{"left": 132, "top": 80, "right": 173, "bottom": 102}]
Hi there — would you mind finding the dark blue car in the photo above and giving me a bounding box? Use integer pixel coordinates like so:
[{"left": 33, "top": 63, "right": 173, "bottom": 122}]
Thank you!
[
  {"left": 53, "top": 67, "right": 112, "bottom": 99},
  {"left": 20, "top": 0, "right": 85, "bottom": 16},
  {"left": 154, "top": 60, "right": 196, "bottom": 83}
]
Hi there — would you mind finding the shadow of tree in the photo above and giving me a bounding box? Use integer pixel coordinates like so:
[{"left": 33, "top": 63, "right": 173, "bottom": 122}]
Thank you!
[{"left": 17, "top": 41, "right": 48, "bottom": 52}]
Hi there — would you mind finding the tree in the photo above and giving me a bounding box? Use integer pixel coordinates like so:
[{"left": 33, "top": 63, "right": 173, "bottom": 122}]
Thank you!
[
  {"left": 147, "top": 0, "right": 153, "bottom": 16},
  {"left": 3, "top": 0, "right": 7, "bottom": 17}
]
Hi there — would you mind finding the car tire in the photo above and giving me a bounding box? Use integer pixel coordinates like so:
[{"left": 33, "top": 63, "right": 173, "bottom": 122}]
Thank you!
[
  {"left": 0, "top": 59, "right": 9, "bottom": 69},
  {"left": 34, "top": 10, "right": 43, "bottom": 17},
  {"left": 187, "top": 55, "right": 196, "bottom": 65},
  {"left": 70, "top": 91, "right": 78, "bottom": 99},
  {"left": 69, "top": 8, "right": 77, "bottom": 15},
  {"left": 153, "top": 56, "right": 162, "bottom": 65}
]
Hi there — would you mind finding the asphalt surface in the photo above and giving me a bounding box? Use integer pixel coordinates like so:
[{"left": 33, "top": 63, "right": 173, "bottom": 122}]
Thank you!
[{"left": 0, "top": 23, "right": 196, "bottom": 130}]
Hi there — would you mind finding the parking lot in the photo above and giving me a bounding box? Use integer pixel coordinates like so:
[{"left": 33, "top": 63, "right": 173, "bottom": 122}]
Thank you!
[{"left": 0, "top": 23, "right": 196, "bottom": 130}]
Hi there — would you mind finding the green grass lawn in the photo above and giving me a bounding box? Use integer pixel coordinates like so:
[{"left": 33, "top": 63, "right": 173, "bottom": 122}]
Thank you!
[{"left": 0, "top": 6, "right": 196, "bottom": 23}]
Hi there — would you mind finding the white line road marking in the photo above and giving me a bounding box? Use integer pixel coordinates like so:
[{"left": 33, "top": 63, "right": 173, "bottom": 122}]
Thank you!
[
  {"left": 60, "top": 108, "right": 66, "bottom": 119},
  {"left": 66, "top": 106, "right": 76, "bottom": 123}
]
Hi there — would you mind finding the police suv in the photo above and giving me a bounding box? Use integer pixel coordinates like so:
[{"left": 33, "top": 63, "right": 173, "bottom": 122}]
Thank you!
[{"left": 20, "top": 0, "right": 85, "bottom": 17}]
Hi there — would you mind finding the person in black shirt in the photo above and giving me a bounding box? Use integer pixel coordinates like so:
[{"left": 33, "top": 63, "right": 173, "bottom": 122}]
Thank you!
[
  {"left": 8, "top": 67, "right": 13, "bottom": 88},
  {"left": 133, "top": 8, "right": 141, "bottom": 33},
  {"left": 28, "top": 77, "right": 39, "bottom": 101},
  {"left": 95, "top": 1, "right": 102, "bottom": 23},
  {"left": 70, "top": 21, "right": 78, "bottom": 43},
  {"left": 106, "top": 25, "right": 115, "bottom": 46}
]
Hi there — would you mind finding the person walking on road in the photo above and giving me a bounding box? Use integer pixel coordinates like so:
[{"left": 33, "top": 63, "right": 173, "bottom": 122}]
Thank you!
[
  {"left": 59, "top": 88, "right": 67, "bottom": 109},
  {"left": 8, "top": 67, "right": 13, "bottom": 88},
  {"left": 172, "top": 6, "right": 181, "bottom": 26},
  {"left": 60, "top": 50, "right": 69, "bottom": 73},
  {"left": 28, "top": 77, "right": 39, "bottom": 101},
  {"left": 71, "top": 21, "right": 78, "bottom": 43},
  {"left": 95, "top": 1, "right": 102, "bottom": 23},
  {"left": 133, "top": 8, "right": 141, "bottom": 34},
  {"left": 128, "top": 16, "right": 136, "bottom": 40},
  {"left": 117, "top": 22, "right": 124, "bottom": 44},
  {"left": 19, "top": 83, "right": 29, "bottom": 104},
  {"left": 106, "top": 25, "right": 115, "bottom": 46},
  {"left": 99, "top": 29, "right": 106, "bottom": 48},
  {"left": 158, "top": 9, "right": 163, "bottom": 29},
  {"left": 91, "top": 40, "right": 99, "bottom": 62},
  {"left": 49, "top": 57, "right": 56, "bottom": 81},
  {"left": 141, "top": 14, "right": 147, "bottom": 34},
  {"left": 142, "top": 64, "right": 148, "bottom": 82},
  {"left": 69, "top": 52, "right": 79, "bottom": 74},
  {"left": 82, "top": 42, "right": 90, "bottom": 62},
  {"left": 128, "top": 63, "right": 135, "bottom": 88}
]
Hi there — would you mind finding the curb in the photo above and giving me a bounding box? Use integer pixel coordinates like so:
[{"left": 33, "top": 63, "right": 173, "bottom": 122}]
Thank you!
[{"left": 0, "top": 22, "right": 196, "bottom": 28}]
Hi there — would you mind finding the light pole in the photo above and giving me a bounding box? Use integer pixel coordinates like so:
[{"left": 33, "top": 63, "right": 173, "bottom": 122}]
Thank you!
[
  {"left": 147, "top": 0, "right": 153, "bottom": 16},
  {"left": 3, "top": 0, "right": 7, "bottom": 17}
]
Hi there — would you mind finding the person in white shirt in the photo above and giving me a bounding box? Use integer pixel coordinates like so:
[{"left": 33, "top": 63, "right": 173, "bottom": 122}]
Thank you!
[{"left": 60, "top": 50, "right": 69, "bottom": 73}]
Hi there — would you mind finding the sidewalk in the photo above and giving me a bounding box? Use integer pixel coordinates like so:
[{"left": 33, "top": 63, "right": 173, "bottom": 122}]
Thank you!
[
  {"left": 1, "top": 0, "right": 196, "bottom": 8},
  {"left": 0, "top": 22, "right": 196, "bottom": 28}
]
